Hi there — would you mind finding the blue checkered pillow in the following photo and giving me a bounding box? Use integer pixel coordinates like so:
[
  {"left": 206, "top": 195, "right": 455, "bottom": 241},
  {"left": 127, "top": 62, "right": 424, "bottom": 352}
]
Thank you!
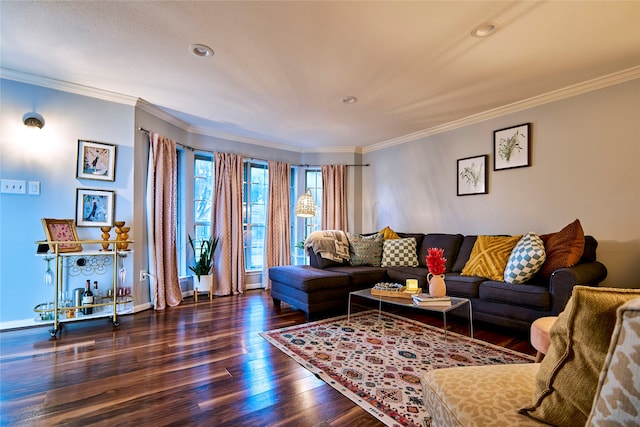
[
  {"left": 504, "top": 232, "right": 546, "bottom": 284},
  {"left": 381, "top": 238, "right": 419, "bottom": 267}
]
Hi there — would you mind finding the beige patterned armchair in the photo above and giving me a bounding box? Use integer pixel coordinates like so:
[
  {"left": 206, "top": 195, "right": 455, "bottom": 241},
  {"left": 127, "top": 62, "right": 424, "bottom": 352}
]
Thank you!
[{"left": 421, "top": 294, "right": 640, "bottom": 427}]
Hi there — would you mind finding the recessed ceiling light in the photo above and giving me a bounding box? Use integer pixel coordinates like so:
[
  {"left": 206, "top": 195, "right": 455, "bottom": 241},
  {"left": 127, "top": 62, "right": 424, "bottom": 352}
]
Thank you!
[
  {"left": 341, "top": 96, "right": 358, "bottom": 104},
  {"left": 189, "top": 44, "right": 214, "bottom": 58},
  {"left": 471, "top": 22, "right": 498, "bottom": 38}
]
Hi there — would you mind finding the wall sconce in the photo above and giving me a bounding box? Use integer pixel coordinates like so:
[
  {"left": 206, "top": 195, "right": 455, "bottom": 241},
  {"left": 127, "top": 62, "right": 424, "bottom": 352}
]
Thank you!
[
  {"left": 23, "top": 112, "right": 45, "bottom": 129},
  {"left": 295, "top": 190, "right": 317, "bottom": 218}
]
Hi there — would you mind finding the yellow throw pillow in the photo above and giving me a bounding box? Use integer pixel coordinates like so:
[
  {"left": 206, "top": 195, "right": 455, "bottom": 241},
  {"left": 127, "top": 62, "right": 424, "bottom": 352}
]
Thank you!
[
  {"left": 378, "top": 226, "right": 400, "bottom": 240},
  {"left": 461, "top": 235, "right": 522, "bottom": 281},
  {"left": 520, "top": 286, "right": 640, "bottom": 427}
]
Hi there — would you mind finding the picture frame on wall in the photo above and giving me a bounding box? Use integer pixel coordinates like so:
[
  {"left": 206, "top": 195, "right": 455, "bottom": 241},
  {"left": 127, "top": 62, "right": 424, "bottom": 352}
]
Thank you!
[
  {"left": 457, "top": 154, "right": 488, "bottom": 196},
  {"left": 76, "top": 140, "right": 116, "bottom": 181},
  {"left": 41, "top": 218, "right": 82, "bottom": 253},
  {"left": 75, "top": 188, "right": 115, "bottom": 227},
  {"left": 493, "top": 123, "right": 531, "bottom": 170}
]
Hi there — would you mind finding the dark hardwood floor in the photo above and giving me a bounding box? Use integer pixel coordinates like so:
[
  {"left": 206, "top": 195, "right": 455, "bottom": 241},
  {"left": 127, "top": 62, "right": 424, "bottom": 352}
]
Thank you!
[{"left": 0, "top": 290, "right": 535, "bottom": 426}]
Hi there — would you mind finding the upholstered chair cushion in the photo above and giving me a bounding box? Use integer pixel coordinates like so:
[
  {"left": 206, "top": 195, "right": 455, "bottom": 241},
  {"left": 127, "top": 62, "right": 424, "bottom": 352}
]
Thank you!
[
  {"left": 586, "top": 298, "right": 640, "bottom": 426},
  {"left": 520, "top": 286, "right": 640, "bottom": 427},
  {"left": 422, "top": 363, "right": 545, "bottom": 427}
]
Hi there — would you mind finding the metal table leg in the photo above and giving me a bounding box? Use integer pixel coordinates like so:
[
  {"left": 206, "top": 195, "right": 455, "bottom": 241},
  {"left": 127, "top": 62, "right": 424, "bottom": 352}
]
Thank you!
[
  {"left": 468, "top": 300, "right": 474, "bottom": 339},
  {"left": 443, "top": 311, "right": 448, "bottom": 342}
]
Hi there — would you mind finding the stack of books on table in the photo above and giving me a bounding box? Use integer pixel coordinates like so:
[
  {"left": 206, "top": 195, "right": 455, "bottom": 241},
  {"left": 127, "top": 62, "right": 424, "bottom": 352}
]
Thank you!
[{"left": 411, "top": 293, "right": 452, "bottom": 307}]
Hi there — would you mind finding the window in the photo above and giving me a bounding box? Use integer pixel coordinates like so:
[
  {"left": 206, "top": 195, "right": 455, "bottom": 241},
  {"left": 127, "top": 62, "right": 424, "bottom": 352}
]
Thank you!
[
  {"left": 305, "top": 169, "right": 322, "bottom": 235},
  {"left": 291, "top": 168, "right": 322, "bottom": 266},
  {"left": 290, "top": 167, "right": 304, "bottom": 265},
  {"left": 243, "top": 162, "right": 268, "bottom": 271},
  {"left": 193, "top": 154, "right": 213, "bottom": 254},
  {"left": 176, "top": 148, "right": 186, "bottom": 276}
]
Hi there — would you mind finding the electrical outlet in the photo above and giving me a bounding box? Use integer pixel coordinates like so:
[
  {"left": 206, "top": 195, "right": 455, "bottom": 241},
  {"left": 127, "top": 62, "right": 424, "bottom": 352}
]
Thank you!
[
  {"left": 1, "top": 179, "right": 27, "bottom": 194},
  {"left": 139, "top": 270, "right": 148, "bottom": 282}
]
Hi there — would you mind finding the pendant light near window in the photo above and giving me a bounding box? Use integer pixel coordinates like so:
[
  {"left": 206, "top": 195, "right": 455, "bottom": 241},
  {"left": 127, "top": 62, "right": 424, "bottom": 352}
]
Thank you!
[{"left": 295, "top": 190, "right": 317, "bottom": 217}]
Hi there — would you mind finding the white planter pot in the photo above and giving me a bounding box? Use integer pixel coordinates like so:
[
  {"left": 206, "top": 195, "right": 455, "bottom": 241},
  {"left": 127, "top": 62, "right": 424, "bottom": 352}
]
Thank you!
[{"left": 194, "top": 274, "right": 213, "bottom": 301}]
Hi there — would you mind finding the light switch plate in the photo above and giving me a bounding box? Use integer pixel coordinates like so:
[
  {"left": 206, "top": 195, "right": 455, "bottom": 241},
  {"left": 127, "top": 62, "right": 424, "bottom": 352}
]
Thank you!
[{"left": 28, "top": 181, "right": 41, "bottom": 195}]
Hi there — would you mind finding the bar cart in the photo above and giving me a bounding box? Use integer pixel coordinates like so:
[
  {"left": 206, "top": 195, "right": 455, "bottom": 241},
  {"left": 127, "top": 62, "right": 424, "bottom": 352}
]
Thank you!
[{"left": 34, "top": 239, "right": 133, "bottom": 338}]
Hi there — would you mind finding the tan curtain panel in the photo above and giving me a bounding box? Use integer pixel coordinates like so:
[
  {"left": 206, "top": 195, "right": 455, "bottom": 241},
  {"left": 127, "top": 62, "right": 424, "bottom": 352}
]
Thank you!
[
  {"left": 213, "top": 152, "right": 246, "bottom": 295},
  {"left": 322, "top": 164, "right": 347, "bottom": 231},
  {"left": 146, "top": 132, "right": 182, "bottom": 309},
  {"left": 264, "top": 161, "right": 291, "bottom": 288}
]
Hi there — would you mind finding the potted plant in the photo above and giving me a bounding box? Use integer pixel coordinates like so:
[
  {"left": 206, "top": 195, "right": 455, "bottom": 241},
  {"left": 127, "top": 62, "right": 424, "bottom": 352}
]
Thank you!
[{"left": 188, "top": 234, "right": 219, "bottom": 300}]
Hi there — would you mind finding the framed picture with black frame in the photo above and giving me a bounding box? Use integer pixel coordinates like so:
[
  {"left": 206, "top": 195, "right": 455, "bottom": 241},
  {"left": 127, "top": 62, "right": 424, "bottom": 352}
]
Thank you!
[
  {"left": 493, "top": 123, "right": 531, "bottom": 170},
  {"left": 457, "top": 154, "right": 488, "bottom": 196},
  {"left": 75, "top": 188, "right": 115, "bottom": 227},
  {"left": 76, "top": 140, "right": 116, "bottom": 181}
]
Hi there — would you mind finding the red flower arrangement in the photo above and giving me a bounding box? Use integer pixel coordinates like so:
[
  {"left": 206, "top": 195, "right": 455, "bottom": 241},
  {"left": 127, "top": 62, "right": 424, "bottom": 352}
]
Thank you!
[{"left": 426, "top": 247, "right": 447, "bottom": 275}]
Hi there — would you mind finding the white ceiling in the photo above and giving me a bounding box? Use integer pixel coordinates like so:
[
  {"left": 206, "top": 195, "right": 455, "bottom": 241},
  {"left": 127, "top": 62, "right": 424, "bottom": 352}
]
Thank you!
[{"left": 1, "top": 1, "right": 639, "bottom": 152}]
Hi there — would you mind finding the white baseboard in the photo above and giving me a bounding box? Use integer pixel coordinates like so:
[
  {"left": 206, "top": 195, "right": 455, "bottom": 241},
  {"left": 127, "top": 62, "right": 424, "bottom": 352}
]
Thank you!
[{"left": 0, "top": 302, "right": 153, "bottom": 331}]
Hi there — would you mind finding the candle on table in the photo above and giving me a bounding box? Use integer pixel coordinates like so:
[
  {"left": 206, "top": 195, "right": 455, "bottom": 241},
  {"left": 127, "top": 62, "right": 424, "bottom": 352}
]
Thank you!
[{"left": 406, "top": 279, "right": 418, "bottom": 291}]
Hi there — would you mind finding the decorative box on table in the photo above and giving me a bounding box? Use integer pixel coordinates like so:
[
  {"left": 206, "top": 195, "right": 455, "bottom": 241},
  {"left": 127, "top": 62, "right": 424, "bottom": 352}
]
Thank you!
[{"left": 371, "top": 282, "right": 421, "bottom": 299}]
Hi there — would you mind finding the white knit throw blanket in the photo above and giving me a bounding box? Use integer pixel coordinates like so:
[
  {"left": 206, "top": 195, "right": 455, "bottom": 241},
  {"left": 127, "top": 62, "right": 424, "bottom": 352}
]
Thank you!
[{"left": 304, "top": 230, "right": 350, "bottom": 263}]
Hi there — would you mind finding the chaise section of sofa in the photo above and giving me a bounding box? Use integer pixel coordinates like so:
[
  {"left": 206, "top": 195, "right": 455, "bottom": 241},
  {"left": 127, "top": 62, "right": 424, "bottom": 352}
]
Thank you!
[{"left": 269, "top": 266, "right": 353, "bottom": 319}]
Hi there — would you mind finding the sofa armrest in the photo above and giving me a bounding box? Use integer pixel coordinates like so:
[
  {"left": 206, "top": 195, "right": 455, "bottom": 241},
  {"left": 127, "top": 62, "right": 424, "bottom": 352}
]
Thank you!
[{"left": 549, "top": 262, "right": 608, "bottom": 314}]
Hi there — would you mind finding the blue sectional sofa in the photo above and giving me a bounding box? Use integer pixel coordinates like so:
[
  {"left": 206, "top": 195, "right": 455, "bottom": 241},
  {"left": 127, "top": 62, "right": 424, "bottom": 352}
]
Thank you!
[{"left": 269, "top": 227, "right": 608, "bottom": 330}]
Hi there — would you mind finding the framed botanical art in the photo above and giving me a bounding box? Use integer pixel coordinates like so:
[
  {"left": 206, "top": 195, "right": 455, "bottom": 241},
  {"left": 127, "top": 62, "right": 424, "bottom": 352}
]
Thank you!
[
  {"left": 41, "top": 218, "right": 82, "bottom": 253},
  {"left": 493, "top": 123, "right": 531, "bottom": 170},
  {"left": 76, "top": 140, "right": 116, "bottom": 181},
  {"left": 457, "top": 154, "right": 488, "bottom": 196},
  {"left": 76, "top": 188, "right": 115, "bottom": 227}
]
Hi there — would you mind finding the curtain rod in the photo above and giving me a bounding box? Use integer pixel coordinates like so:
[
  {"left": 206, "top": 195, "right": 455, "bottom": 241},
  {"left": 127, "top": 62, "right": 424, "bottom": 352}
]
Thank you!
[
  {"left": 298, "top": 164, "right": 370, "bottom": 167},
  {"left": 137, "top": 127, "right": 369, "bottom": 167},
  {"left": 137, "top": 127, "right": 194, "bottom": 151}
]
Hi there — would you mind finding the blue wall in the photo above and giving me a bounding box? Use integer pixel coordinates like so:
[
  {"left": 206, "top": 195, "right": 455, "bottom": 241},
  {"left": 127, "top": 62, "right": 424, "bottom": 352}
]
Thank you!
[
  {"left": 0, "top": 79, "right": 360, "bottom": 326},
  {"left": 0, "top": 79, "right": 135, "bottom": 324}
]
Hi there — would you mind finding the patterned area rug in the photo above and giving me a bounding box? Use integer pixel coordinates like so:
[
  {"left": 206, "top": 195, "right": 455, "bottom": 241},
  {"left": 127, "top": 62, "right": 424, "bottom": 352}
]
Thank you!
[{"left": 260, "top": 310, "right": 534, "bottom": 427}]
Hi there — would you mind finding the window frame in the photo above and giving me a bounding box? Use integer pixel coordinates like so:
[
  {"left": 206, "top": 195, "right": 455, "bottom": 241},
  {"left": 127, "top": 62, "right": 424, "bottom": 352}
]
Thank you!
[
  {"left": 192, "top": 153, "right": 214, "bottom": 266},
  {"left": 243, "top": 161, "right": 269, "bottom": 272}
]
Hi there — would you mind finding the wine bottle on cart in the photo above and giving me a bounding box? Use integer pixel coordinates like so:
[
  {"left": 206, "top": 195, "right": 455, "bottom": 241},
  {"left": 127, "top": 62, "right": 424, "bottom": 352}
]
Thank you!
[
  {"left": 82, "top": 280, "right": 94, "bottom": 315},
  {"left": 93, "top": 281, "right": 100, "bottom": 313}
]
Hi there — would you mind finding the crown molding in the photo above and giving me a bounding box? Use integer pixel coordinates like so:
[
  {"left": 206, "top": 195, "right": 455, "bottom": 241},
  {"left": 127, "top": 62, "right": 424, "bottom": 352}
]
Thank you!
[
  {"left": 135, "top": 99, "right": 191, "bottom": 130},
  {"left": 179, "top": 119, "right": 360, "bottom": 154},
  {"left": 0, "top": 68, "right": 352, "bottom": 153},
  {"left": 301, "top": 145, "right": 362, "bottom": 155},
  {"left": 0, "top": 68, "right": 139, "bottom": 106},
  {"left": 4, "top": 66, "right": 637, "bottom": 156},
  {"left": 188, "top": 124, "right": 305, "bottom": 153},
  {"left": 363, "top": 66, "right": 640, "bottom": 154},
  {"left": 136, "top": 99, "right": 304, "bottom": 152}
]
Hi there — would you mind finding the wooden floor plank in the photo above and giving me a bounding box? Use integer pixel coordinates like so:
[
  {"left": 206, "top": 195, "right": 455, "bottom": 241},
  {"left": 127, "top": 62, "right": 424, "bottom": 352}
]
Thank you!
[{"left": 0, "top": 289, "right": 534, "bottom": 426}]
